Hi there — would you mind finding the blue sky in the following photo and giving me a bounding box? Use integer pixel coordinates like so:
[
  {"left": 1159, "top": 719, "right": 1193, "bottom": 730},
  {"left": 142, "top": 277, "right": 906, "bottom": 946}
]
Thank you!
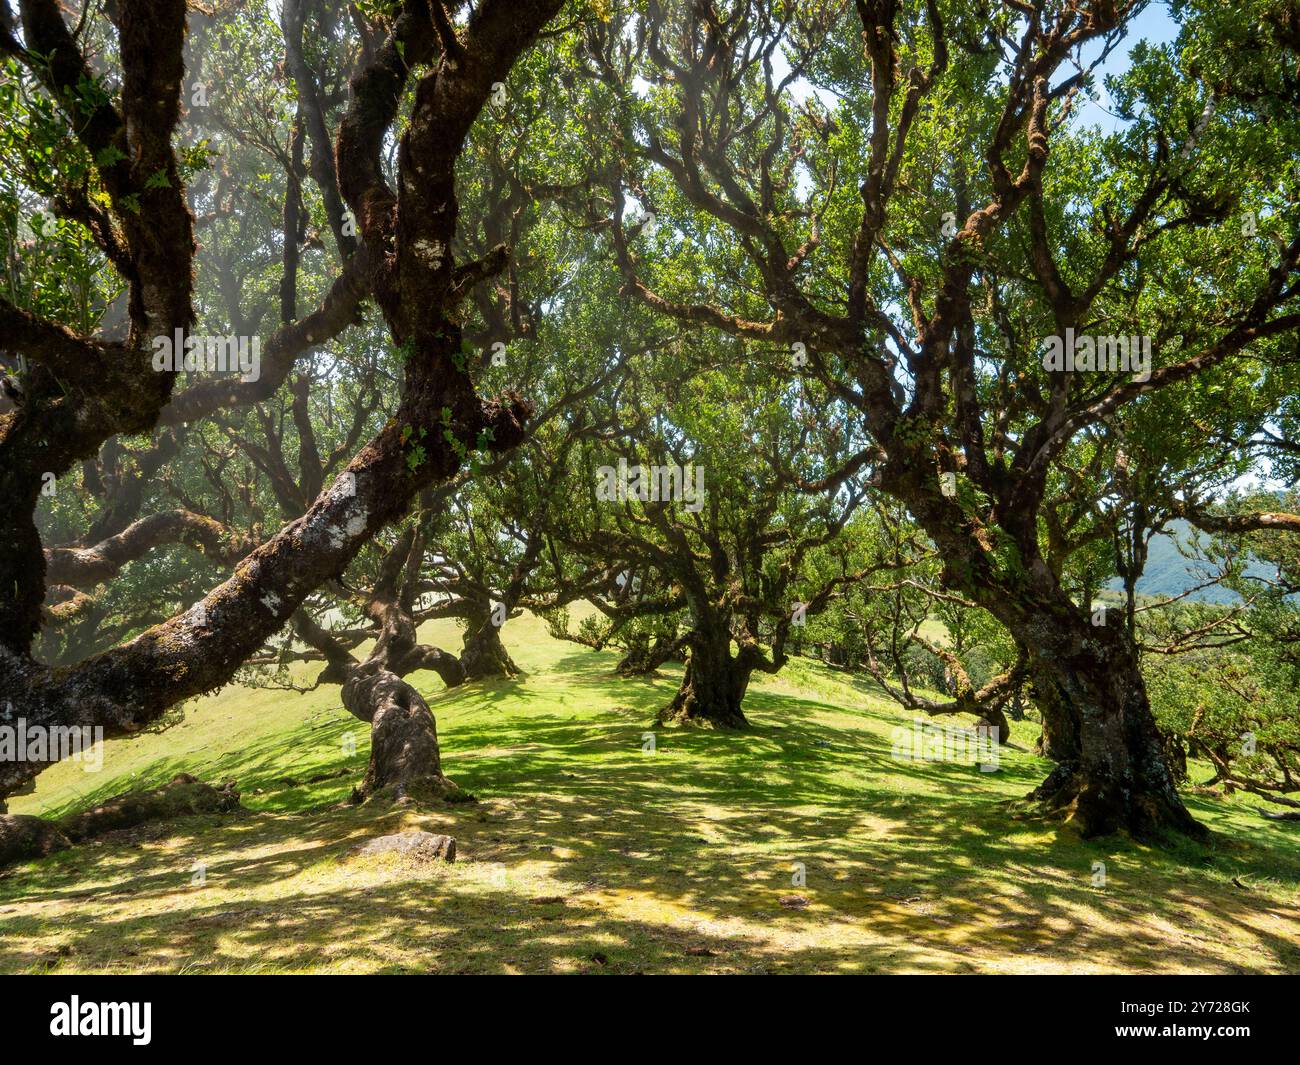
[{"left": 1076, "top": 1, "right": 1182, "bottom": 130}]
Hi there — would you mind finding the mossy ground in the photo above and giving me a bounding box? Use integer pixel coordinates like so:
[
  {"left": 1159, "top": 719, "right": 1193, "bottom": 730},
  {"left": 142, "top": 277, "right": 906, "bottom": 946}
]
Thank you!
[{"left": 3, "top": 614, "right": 1298, "bottom": 974}]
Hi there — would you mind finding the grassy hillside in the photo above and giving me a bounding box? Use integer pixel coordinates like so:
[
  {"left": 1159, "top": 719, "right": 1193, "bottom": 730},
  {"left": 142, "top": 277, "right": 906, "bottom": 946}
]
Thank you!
[{"left": 2, "top": 614, "right": 1298, "bottom": 974}]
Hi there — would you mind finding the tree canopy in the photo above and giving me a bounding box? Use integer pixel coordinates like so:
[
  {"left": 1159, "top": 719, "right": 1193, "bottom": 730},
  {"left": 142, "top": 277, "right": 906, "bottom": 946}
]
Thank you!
[{"left": 1, "top": 0, "right": 1298, "bottom": 847}]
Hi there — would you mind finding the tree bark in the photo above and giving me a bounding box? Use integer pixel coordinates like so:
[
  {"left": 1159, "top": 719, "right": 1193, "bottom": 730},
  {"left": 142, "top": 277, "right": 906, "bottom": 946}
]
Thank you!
[
  {"left": 616, "top": 632, "right": 685, "bottom": 676},
  {"left": 657, "top": 623, "right": 750, "bottom": 728},
  {"left": 1007, "top": 607, "right": 1204, "bottom": 840},
  {"left": 976, "top": 703, "right": 1012, "bottom": 746},
  {"left": 341, "top": 665, "right": 459, "bottom": 802},
  {"left": 459, "top": 615, "right": 520, "bottom": 680}
]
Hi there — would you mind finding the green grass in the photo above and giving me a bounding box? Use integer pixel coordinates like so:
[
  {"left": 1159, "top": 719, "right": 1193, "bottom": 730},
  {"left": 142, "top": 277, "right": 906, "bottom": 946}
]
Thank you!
[{"left": 2, "top": 613, "right": 1299, "bottom": 974}]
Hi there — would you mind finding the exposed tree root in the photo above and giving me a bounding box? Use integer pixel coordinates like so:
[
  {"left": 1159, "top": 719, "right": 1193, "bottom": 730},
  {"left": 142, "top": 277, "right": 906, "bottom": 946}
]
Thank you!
[
  {"left": 0, "top": 773, "right": 242, "bottom": 870},
  {"left": 1010, "top": 762, "right": 1208, "bottom": 842}
]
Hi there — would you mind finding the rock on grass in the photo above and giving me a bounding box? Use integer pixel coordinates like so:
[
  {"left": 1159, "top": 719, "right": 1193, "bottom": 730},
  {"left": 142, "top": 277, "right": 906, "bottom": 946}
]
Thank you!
[{"left": 353, "top": 830, "right": 456, "bottom": 863}]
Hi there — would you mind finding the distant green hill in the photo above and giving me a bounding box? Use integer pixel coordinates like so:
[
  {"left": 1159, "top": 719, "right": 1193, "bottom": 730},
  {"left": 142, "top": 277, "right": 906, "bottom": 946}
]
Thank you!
[{"left": 1107, "top": 519, "right": 1271, "bottom": 604}]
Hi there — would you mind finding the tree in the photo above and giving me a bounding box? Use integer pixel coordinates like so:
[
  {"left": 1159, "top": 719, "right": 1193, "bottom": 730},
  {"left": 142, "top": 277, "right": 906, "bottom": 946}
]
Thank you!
[
  {"left": 567, "top": 0, "right": 1300, "bottom": 838},
  {"left": 842, "top": 503, "right": 1027, "bottom": 742},
  {"left": 546, "top": 348, "right": 881, "bottom": 726},
  {"left": 1144, "top": 489, "right": 1300, "bottom": 814},
  {"left": 0, "top": 0, "right": 565, "bottom": 810}
]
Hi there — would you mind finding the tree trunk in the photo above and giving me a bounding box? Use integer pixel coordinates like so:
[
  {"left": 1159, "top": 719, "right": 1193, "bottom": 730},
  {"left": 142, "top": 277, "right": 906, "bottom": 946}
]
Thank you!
[
  {"left": 1009, "top": 613, "right": 1204, "bottom": 840},
  {"left": 1007, "top": 688, "right": 1026, "bottom": 722},
  {"left": 391, "top": 644, "right": 465, "bottom": 688},
  {"left": 657, "top": 623, "right": 750, "bottom": 728},
  {"left": 341, "top": 666, "right": 460, "bottom": 802},
  {"left": 616, "top": 632, "right": 684, "bottom": 676},
  {"left": 459, "top": 615, "right": 520, "bottom": 680},
  {"left": 976, "top": 703, "right": 1012, "bottom": 746}
]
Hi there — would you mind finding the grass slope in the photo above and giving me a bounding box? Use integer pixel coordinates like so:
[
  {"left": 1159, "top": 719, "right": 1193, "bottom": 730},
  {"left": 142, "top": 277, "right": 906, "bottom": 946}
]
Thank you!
[{"left": 3, "top": 614, "right": 1298, "bottom": 974}]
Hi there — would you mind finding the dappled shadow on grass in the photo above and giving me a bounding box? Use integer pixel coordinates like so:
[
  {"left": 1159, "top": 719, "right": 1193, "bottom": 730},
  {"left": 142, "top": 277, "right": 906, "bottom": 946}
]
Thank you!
[
  {"left": 3, "top": 661, "right": 1300, "bottom": 974},
  {"left": 0, "top": 798, "right": 778, "bottom": 974},
  {"left": 433, "top": 670, "right": 1300, "bottom": 973},
  {"left": 449, "top": 736, "right": 1300, "bottom": 972},
  {"left": 4, "top": 766, "right": 1295, "bottom": 973},
  {"left": 1, "top": 878, "right": 769, "bottom": 975}
]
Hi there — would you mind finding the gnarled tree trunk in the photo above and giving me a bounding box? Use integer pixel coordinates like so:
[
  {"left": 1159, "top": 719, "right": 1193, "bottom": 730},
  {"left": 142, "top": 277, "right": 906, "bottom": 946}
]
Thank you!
[
  {"left": 459, "top": 612, "right": 520, "bottom": 680},
  {"left": 657, "top": 621, "right": 750, "bottom": 728},
  {"left": 617, "top": 631, "right": 685, "bottom": 676},
  {"left": 1005, "top": 605, "right": 1203, "bottom": 840},
  {"left": 905, "top": 471, "right": 1204, "bottom": 842},
  {"left": 0, "top": 0, "right": 562, "bottom": 802},
  {"left": 341, "top": 665, "right": 458, "bottom": 802}
]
